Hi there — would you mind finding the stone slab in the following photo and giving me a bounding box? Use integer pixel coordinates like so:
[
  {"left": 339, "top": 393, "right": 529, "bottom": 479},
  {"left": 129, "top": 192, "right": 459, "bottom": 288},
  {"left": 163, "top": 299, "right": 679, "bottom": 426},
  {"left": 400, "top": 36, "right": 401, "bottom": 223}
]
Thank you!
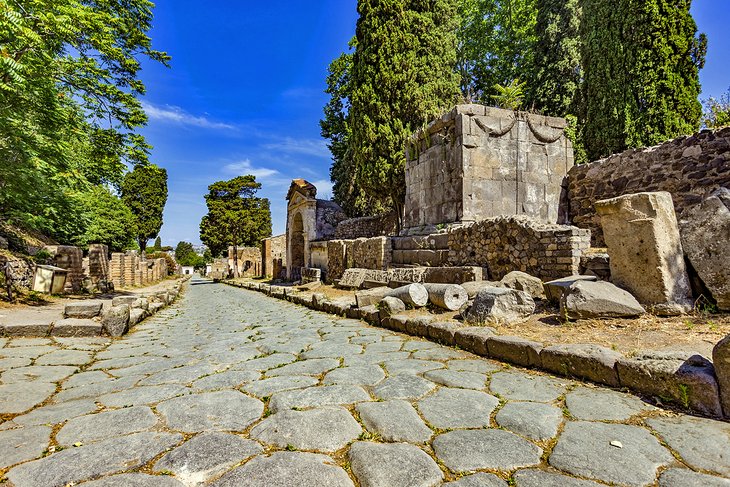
[{"left": 349, "top": 441, "right": 443, "bottom": 487}]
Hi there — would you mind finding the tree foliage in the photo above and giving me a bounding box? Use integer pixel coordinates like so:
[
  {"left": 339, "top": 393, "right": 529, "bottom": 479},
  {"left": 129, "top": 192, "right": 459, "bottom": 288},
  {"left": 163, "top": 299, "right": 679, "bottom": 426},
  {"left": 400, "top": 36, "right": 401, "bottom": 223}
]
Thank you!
[
  {"left": 702, "top": 87, "right": 730, "bottom": 129},
  {"left": 121, "top": 164, "right": 168, "bottom": 251},
  {"left": 199, "top": 176, "right": 272, "bottom": 259},
  {"left": 174, "top": 241, "right": 202, "bottom": 267},
  {"left": 71, "top": 186, "right": 137, "bottom": 252}
]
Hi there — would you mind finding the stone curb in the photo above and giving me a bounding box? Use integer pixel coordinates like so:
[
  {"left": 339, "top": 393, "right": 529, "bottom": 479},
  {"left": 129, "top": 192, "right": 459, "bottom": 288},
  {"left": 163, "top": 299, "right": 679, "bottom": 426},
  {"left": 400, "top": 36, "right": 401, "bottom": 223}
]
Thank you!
[{"left": 222, "top": 279, "right": 727, "bottom": 420}]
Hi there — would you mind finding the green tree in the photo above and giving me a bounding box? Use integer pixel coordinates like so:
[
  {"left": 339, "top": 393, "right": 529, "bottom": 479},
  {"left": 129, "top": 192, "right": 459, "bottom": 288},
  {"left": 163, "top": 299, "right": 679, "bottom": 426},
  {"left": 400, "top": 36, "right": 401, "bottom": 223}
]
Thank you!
[
  {"left": 174, "top": 241, "right": 201, "bottom": 267},
  {"left": 199, "top": 176, "right": 272, "bottom": 276},
  {"left": 349, "top": 0, "right": 461, "bottom": 225},
  {"left": 152, "top": 236, "right": 163, "bottom": 252},
  {"left": 580, "top": 0, "right": 706, "bottom": 161},
  {"left": 72, "top": 186, "right": 137, "bottom": 252},
  {"left": 121, "top": 164, "right": 168, "bottom": 251},
  {"left": 702, "top": 88, "right": 730, "bottom": 129}
]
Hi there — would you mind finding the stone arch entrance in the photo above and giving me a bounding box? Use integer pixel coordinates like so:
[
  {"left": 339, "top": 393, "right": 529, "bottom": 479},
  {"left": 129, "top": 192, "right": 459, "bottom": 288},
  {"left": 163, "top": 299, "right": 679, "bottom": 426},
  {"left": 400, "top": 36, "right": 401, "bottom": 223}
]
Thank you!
[{"left": 290, "top": 212, "right": 305, "bottom": 280}]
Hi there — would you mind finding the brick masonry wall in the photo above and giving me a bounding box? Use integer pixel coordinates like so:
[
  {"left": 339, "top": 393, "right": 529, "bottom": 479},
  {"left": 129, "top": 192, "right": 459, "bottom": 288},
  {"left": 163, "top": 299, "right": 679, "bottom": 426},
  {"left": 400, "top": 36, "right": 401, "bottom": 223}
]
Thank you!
[
  {"left": 262, "top": 234, "right": 286, "bottom": 279},
  {"left": 44, "top": 245, "right": 84, "bottom": 293},
  {"left": 447, "top": 215, "right": 591, "bottom": 281},
  {"left": 334, "top": 213, "right": 398, "bottom": 240},
  {"left": 228, "top": 246, "right": 262, "bottom": 277},
  {"left": 567, "top": 127, "right": 730, "bottom": 246}
]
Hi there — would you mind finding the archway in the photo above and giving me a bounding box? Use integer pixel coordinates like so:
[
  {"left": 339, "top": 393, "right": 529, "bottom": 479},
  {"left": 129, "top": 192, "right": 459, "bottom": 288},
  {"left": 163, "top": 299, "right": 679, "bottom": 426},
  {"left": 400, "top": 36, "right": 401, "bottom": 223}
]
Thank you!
[{"left": 290, "top": 212, "right": 305, "bottom": 280}]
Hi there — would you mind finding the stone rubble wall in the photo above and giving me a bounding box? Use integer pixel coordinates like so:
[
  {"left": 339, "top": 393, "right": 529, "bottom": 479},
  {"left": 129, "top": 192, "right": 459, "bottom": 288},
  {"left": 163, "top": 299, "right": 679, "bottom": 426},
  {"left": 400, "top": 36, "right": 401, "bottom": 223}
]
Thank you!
[
  {"left": 446, "top": 215, "right": 591, "bottom": 281},
  {"left": 326, "top": 237, "right": 393, "bottom": 282},
  {"left": 0, "top": 254, "right": 34, "bottom": 290},
  {"left": 566, "top": 127, "right": 730, "bottom": 246},
  {"left": 262, "top": 234, "right": 286, "bottom": 279},
  {"left": 333, "top": 212, "right": 398, "bottom": 240}
]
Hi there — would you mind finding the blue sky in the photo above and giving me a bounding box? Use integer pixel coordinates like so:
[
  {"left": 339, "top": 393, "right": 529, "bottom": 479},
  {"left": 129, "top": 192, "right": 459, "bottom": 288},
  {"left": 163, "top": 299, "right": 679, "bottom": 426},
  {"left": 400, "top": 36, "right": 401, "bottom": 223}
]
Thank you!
[{"left": 139, "top": 0, "right": 729, "bottom": 247}]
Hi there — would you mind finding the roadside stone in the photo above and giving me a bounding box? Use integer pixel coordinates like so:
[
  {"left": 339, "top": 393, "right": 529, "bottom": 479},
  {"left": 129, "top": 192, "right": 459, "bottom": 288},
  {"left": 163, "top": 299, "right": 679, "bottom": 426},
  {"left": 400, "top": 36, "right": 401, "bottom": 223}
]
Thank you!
[
  {"left": 64, "top": 300, "right": 103, "bottom": 319},
  {"left": 544, "top": 275, "right": 598, "bottom": 303},
  {"left": 565, "top": 386, "right": 653, "bottom": 421},
  {"left": 102, "top": 305, "right": 131, "bottom": 337},
  {"left": 3, "top": 321, "right": 52, "bottom": 336},
  {"left": 560, "top": 280, "right": 645, "bottom": 319},
  {"left": 489, "top": 370, "right": 567, "bottom": 402},
  {"left": 495, "top": 402, "right": 562, "bottom": 440},
  {"left": 372, "top": 374, "right": 436, "bottom": 400},
  {"left": 52, "top": 318, "right": 103, "bottom": 337},
  {"left": 466, "top": 287, "right": 535, "bottom": 325},
  {"left": 133, "top": 297, "right": 149, "bottom": 310},
  {"left": 251, "top": 406, "right": 361, "bottom": 452},
  {"left": 356, "top": 400, "right": 432, "bottom": 443},
  {"left": 129, "top": 308, "right": 146, "bottom": 326},
  {"left": 6, "top": 431, "right": 183, "bottom": 487},
  {"left": 265, "top": 358, "right": 340, "bottom": 377},
  {"left": 501, "top": 271, "right": 545, "bottom": 299},
  {"left": 486, "top": 335, "right": 543, "bottom": 368},
  {"left": 154, "top": 432, "right": 263, "bottom": 485},
  {"left": 379, "top": 296, "right": 406, "bottom": 319},
  {"left": 513, "top": 469, "right": 605, "bottom": 487},
  {"left": 424, "top": 369, "right": 487, "bottom": 389},
  {"left": 149, "top": 302, "right": 164, "bottom": 314},
  {"left": 56, "top": 406, "right": 157, "bottom": 446},
  {"left": 540, "top": 343, "right": 621, "bottom": 386},
  {"left": 111, "top": 296, "right": 138, "bottom": 307},
  {"left": 418, "top": 388, "right": 498, "bottom": 429},
  {"left": 659, "top": 468, "right": 730, "bottom": 487},
  {"left": 0, "top": 425, "right": 51, "bottom": 469},
  {"left": 210, "top": 452, "right": 354, "bottom": 487},
  {"left": 426, "top": 321, "right": 459, "bottom": 345},
  {"left": 268, "top": 384, "right": 371, "bottom": 412},
  {"left": 433, "top": 429, "right": 542, "bottom": 472},
  {"left": 647, "top": 415, "right": 730, "bottom": 476},
  {"left": 323, "top": 365, "right": 385, "bottom": 386},
  {"left": 349, "top": 441, "right": 443, "bottom": 487},
  {"left": 454, "top": 326, "right": 495, "bottom": 356},
  {"left": 243, "top": 375, "right": 319, "bottom": 398},
  {"left": 714, "top": 334, "right": 730, "bottom": 417},
  {"left": 443, "top": 473, "right": 507, "bottom": 486},
  {"left": 157, "top": 390, "right": 263, "bottom": 433},
  {"left": 549, "top": 421, "right": 673, "bottom": 486}
]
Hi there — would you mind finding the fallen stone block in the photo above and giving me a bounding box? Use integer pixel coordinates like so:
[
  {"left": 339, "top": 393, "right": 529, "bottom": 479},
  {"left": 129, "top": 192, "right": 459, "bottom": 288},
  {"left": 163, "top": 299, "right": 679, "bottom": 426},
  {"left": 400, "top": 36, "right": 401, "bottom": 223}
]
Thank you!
[
  {"left": 501, "top": 271, "right": 545, "bottom": 299},
  {"left": 680, "top": 188, "right": 730, "bottom": 311},
  {"left": 52, "top": 318, "right": 102, "bottom": 337},
  {"left": 713, "top": 334, "right": 730, "bottom": 417},
  {"left": 64, "top": 300, "right": 103, "bottom": 319},
  {"left": 132, "top": 298, "right": 149, "bottom": 311},
  {"left": 560, "top": 280, "right": 644, "bottom": 319},
  {"left": 111, "top": 295, "right": 138, "bottom": 307},
  {"left": 422, "top": 266, "right": 487, "bottom": 284},
  {"left": 485, "top": 335, "right": 542, "bottom": 368},
  {"left": 378, "top": 296, "right": 405, "bottom": 320},
  {"left": 386, "top": 283, "right": 429, "bottom": 308},
  {"left": 465, "top": 287, "right": 535, "bottom": 325},
  {"left": 595, "top": 191, "right": 692, "bottom": 310},
  {"left": 544, "top": 275, "right": 597, "bottom": 304},
  {"left": 129, "top": 308, "right": 146, "bottom": 326},
  {"left": 102, "top": 305, "right": 130, "bottom": 337},
  {"left": 355, "top": 287, "right": 390, "bottom": 308},
  {"left": 460, "top": 281, "right": 504, "bottom": 299},
  {"left": 362, "top": 280, "right": 388, "bottom": 290},
  {"left": 454, "top": 327, "right": 495, "bottom": 356},
  {"left": 540, "top": 344, "right": 621, "bottom": 386},
  {"left": 338, "top": 268, "right": 369, "bottom": 289},
  {"left": 616, "top": 351, "right": 722, "bottom": 417},
  {"left": 423, "top": 283, "right": 468, "bottom": 311}
]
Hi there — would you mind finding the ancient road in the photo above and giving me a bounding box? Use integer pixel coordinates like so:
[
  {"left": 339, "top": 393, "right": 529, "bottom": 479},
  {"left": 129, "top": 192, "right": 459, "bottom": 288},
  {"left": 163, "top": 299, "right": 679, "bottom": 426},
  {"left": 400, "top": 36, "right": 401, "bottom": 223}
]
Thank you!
[{"left": 1, "top": 277, "right": 729, "bottom": 487}]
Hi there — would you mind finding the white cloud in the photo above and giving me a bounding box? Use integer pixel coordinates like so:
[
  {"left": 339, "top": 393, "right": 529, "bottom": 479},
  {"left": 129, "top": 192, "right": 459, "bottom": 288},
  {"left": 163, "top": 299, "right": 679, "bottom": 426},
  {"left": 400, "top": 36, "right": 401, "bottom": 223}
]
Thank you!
[
  {"left": 313, "top": 179, "right": 333, "bottom": 199},
  {"left": 262, "top": 137, "right": 330, "bottom": 159},
  {"left": 142, "top": 102, "right": 235, "bottom": 130},
  {"left": 222, "top": 159, "right": 279, "bottom": 179}
]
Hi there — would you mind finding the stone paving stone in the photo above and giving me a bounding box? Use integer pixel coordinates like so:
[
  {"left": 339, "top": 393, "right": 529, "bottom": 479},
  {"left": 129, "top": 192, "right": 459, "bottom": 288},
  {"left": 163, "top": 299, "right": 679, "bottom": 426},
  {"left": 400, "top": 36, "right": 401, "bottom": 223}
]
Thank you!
[
  {"left": 647, "top": 415, "right": 730, "bottom": 476},
  {"left": 7, "top": 337, "right": 53, "bottom": 347},
  {"left": 243, "top": 375, "right": 320, "bottom": 398},
  {"left": 77, "top": 473, "right": 186, "bottom": 486},
  {"left": 99, "top": 384, "right": 189, "bottom": 407},
  {"left": 1, "top": 364, "right": 78, "bottom": 383},
  {"left": 63, "top": 370, "right": 111, "bottom": 388},
  {"left": 6, "top": 431, "right": 183, "bottom": 487},
  {"left": 157, "top": 390, "right": 263, "bottom": 433},
  {"left": 89, "top": 355, "right": 155, "bottom": 370},
  {"left": 658, "top": 468, "right": 730, "bottom": 487},
  {"left": 138, "top": 363, "right": 220, "bottom": 386},
  {"left": 264, "top": 358, "right": 341, "bottom": 377},
  {"left": 55, "top": 374, "right": 142, "bottom": 402},
  {"left": 153, "top": 432, "right": 263, "bottom": 485},
  {"left": 56, "top": 406, "right": 158, "bottom": 446},
  {"left": 107, "top": 357, "right": 193, "bottom": 377},
  {"left": 8, "top": 398, "right": 98, "bottom": 426},
  {"left": 356, "top": 400, "right": 433, "bottom": 444},
  {"left": 383, "top": 358, "right": 445, "bottom": 375},
  {"left": 191, "top": 369, "right": 260, "bottom": 391},
  {"left": 268, "top": 384, "right": 371, "bottom": 413},
  {"left": 54, "top": 337, "right": 109, "bottom": 351},
  {"left": 251, "top": 406, "right": 361, "bottom": 452},
  {"left": 210, "top": 451, "right": 354, "bottom": 487},
  {"left": 443, "top": 473, "right": 508, "bottom": 486},
  {"left": 365, "top": 341, "right": 403, "bottom": 353},
  {"left": 0, "top": 344, "right": 56, "bottom": 358},
  {"left": 565, "top": 386, "right": 654, "bottom": 421},
  {"left": 417, "top": 388, "right": 498, "bottom": 429},
  {"left": 35, "top": 349, "right": 94, "bottom": 366},
  {"left": 495, "top": 402, "right": 563, "bottom": 440},
  {"left": 412, "top": 347, "right": 468, "bottom": 361},
  {"left": 512, "top": 469, "right": 605, "bottom": 487},
  {"left": 0, "top": 356, "right": 32, "bottom": 370},
  {"left": 323, "top": 365, "right": 385, "bottom": 386},
  {"left": 0, "top": 425, "right": 51, "bottom": 469},
  {"left": 372, "top": 374, "right": 436, "bottom": 400},
  {"left": 349, "top": 441, "right": 443, "bottom": 487},
  {"left": 488, "top": 370, "right": 567, "bottom": 402},
  {"left": 0, "top": 382, "right": 56, "bottom": 414},
  {"left": 301, "top": 343, "right": 363, "bottom": 359},
  {"left": 344, "top": 351, "right": 411, "bottom": 365},
  {"left": 433, "top": 429, "right": 543, "bottom": 472},
  {"left": 423, "top": 369, "right": 487, "bottom": 389},
  {"left": 549, "top": 421, "right": 673, "bottom": 486},
  {"left": 402, "top": 340, "right": 440, "bottom": 351}
]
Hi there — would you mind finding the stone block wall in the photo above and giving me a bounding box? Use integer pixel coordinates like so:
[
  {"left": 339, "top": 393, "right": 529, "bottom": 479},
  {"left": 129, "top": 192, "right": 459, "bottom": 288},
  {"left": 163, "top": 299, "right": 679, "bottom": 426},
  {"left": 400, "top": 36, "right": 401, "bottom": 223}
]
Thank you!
[
  {"left": 326, "top": 237, "right": 392, "bottom": 282},
  {"left": 566, "top": 127, "right": 730, "bottom": 246},
  {"left": 404, "top": 104, "right": 573, "bottom": 230},
  {"left": 309, "top": 241, "right": 328, "bottom": 274},
  {"left": 110, "top": 252, "right": 168, "bottom": 289},
  {"left": 447, "top": 215, "right": 591, "bottom": 281},
  {"left": 262, "top": 234, "right": 286, "bottom": 279},
  {"left": 334, "top": 212, "right": 398, "bottom": 240},
  {"left": 228, "top": 246, "right": 262, "bottom": 277},
  {"left": 88, "top": 244, "right": 109, "bottom": 285},
  {"left": 110, "top": 253, "right": 125, "bottom": 288},
  {"left": 44, "top": 245, "right": 84, "bottom": 293}
]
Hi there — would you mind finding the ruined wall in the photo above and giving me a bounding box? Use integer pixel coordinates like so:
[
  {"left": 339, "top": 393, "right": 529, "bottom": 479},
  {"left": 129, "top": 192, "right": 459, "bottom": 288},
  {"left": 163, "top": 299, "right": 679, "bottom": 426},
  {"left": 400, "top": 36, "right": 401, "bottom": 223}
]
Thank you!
[
  {"left": 567, "top": 127, "right": 730, "bottom": 246},
  {"left": 334, "top": 213, "right": 398, "bottom": 240},
  {"left": 88, "top": 244, "right": 109, "bottom": 286},
  {"left": 309, "top": 241, "right": 328, "bottom": 273},
  {"left": 0, "top": 254, "right": 34, "bottom": 290},
  {"left": 447, "top": 215, "right": 591, "bottom": 281},
  {"left": 326, "top": 237, "right": 392, "bottom": 282},
  {"left": 404, "top": 105, "right": 573, "bottom": 231},
  {"left": 228, "top": 246, "right": 262, "bottom": 277},
  {"left": 316, "top": 200, "right": 348, "bottom": 240},
  {"left": 110, "top": 252, "right": 168, "bottom": 289},
  {"left": 262, "top": 234, "right": 286, "bottom": 279},
  {"left": 44, "top": 245, "right": 84, "bottom": 293}
]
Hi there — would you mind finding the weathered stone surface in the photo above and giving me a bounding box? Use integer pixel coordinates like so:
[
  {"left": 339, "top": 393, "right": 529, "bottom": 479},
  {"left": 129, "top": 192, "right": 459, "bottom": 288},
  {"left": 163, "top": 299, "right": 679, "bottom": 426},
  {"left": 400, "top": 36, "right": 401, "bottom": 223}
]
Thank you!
[
  {"left": 51, "top": 318, "right": 103, "bottom": 337},
  {"left": 2, "top": 364, "right": 77, "bottom": 383},
  {"left": 460, "top": 280, "right": 504, "bottom": 299},
  {"left": 659, "top": 468, "right": 730, "bottom": 487},
  {"left": 2, "top": 321, "right": 52, "bottom": 336},
  {"left": 565, "top": 386, "right": 653, "bottom": 421},
  {"left": 157, "top": 390, "right": 263, "bottom": 432},
  {"left": 355, "top": 287, "right": 390, "bottom": 308},
  {"left": 35, "top": 349, "right": 93, "bottom": 366},
  {"left": 423, "top": 283, "right": 468, "bottom": 311},
  {"left": 433, "top": 429, "right": 542, "bottom": 472},
  {"left": 543, "top": 275, "right": 597, "bottom": 303},
  {"left": 56, "top": 406, "right": 157, "bottom": 445},
  {"left": 418, "top": 387, "right": 498, "bottom": 429},
  {"left": 372, "top": 374, "right": 436, "bottom": 400},
  {"left": 211, "top": 452, "right": 354, "bottom": 487},
  {"left": 0, "top": 425, "right": 51, "bottom": 469},
  {"left": 243, "top": 375, "right": 320, "bottom": 397},
  {"left": 549, "top": 421, "right": 673, "bottom": 486},
  {"left": 486, "top": 335, "right": 542, "bottom": 368},
  {"left": 714, "top": 334, "right": 730, "bottom": 417},
  {"left": 5, "top": 431, "right": 183, "bottom": 487},
  {"left": 513, "top": 469, "right": 605, "bottom": 487},
  {"left": 78, "top": 473, "right": 185, "bottom": 486},
  {"left": 423, "top": 369, "right": 487, "bottom": 389},
  {"left": 102, "top": 305, "right": 130, "bottom": 337},
  {"left": 386, "top": 283, "right": 429, "bottom": 308},
  {"left": 129, "top": 308, "right": 146, "bottom": 326},
  {"left": 443, "top": 473, "right": 507, "bottom": 487},
  {"left": 323, "top": 365, "right": 385, "bottom": 386},
  {"left": 64, "top": 300, "right": 103, "bottom": 319},
  {"left": 647, "top": 415, "right": 730, "bottom": 476},
  {"left": 560, "top": 280, "right": 645, "bottom": 319},
  {"left": 489, "top": 370, "right": 567, "bottom": 402},
  {"left": 454, "top": 326, "right": 495, "bottom": 356},
  {"left": 465, "top": 287, "right": 535, "bottom": 325},
  {"left": 349, "top": 441, "right": 443, "bottom": 487},
  {"left": 154, "top": 432, "right": 262, "bottom": 485},
  {"left": 268, "top": 385, "right": 371, "bottom": 413},
  {"left": 251, "top": 406, "right": 361, "bottom": 452},
  {"left": 8, "top": 398, "right": 98, "bottom": 426},
  {"left": 192, "top": 370, "right": 260, "bottom": 391},
  {"left": 111, "top": 295, "right": 138, "bottom": 307},
  {"left": 356, "top": 400, "right": 433, "bottom": 443},
  {"left": 679, "top": 188, "right": 730, "bottom": 310},
  {"left": 540, "top": 343, "right": 621, "bottom": 386},
  {"left": 495, "top": 401, "right": 562, "bottom": 440},
  {"left": 595, "top": 191, "right": 692, "bottom": 308},
  {"left": 616, "top": 351, "right": 722, "bottom": 417},
  {"left": 501, "top": 271, "right": 545, "bottom": 299},
  {"left": 378, "top": 296, "right": 406, "bottom": 319},
  {"left": 265, "top": 358, "right": 340, "bottom": 377}
]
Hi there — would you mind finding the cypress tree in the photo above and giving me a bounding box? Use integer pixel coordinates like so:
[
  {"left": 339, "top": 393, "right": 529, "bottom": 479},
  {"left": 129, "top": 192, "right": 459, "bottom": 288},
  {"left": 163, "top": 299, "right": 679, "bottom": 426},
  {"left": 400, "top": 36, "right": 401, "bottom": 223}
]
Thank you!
[{"left": 349, "top": 0, "right": 461, "bottom": 225}]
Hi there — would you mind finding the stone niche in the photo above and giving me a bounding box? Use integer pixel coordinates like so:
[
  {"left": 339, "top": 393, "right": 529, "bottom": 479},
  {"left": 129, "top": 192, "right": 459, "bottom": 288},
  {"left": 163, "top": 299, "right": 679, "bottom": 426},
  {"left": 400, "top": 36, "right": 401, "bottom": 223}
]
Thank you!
[{"left": 404, "top": 104, "right": 573, "bottom": 231}]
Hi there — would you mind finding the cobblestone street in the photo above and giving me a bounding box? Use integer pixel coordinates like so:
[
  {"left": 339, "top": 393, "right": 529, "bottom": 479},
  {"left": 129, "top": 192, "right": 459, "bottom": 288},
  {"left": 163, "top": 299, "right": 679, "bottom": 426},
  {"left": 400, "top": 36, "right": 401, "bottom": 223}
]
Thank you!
[{"left": 1, "top": 277, "right": 729, "bottom": 487}]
